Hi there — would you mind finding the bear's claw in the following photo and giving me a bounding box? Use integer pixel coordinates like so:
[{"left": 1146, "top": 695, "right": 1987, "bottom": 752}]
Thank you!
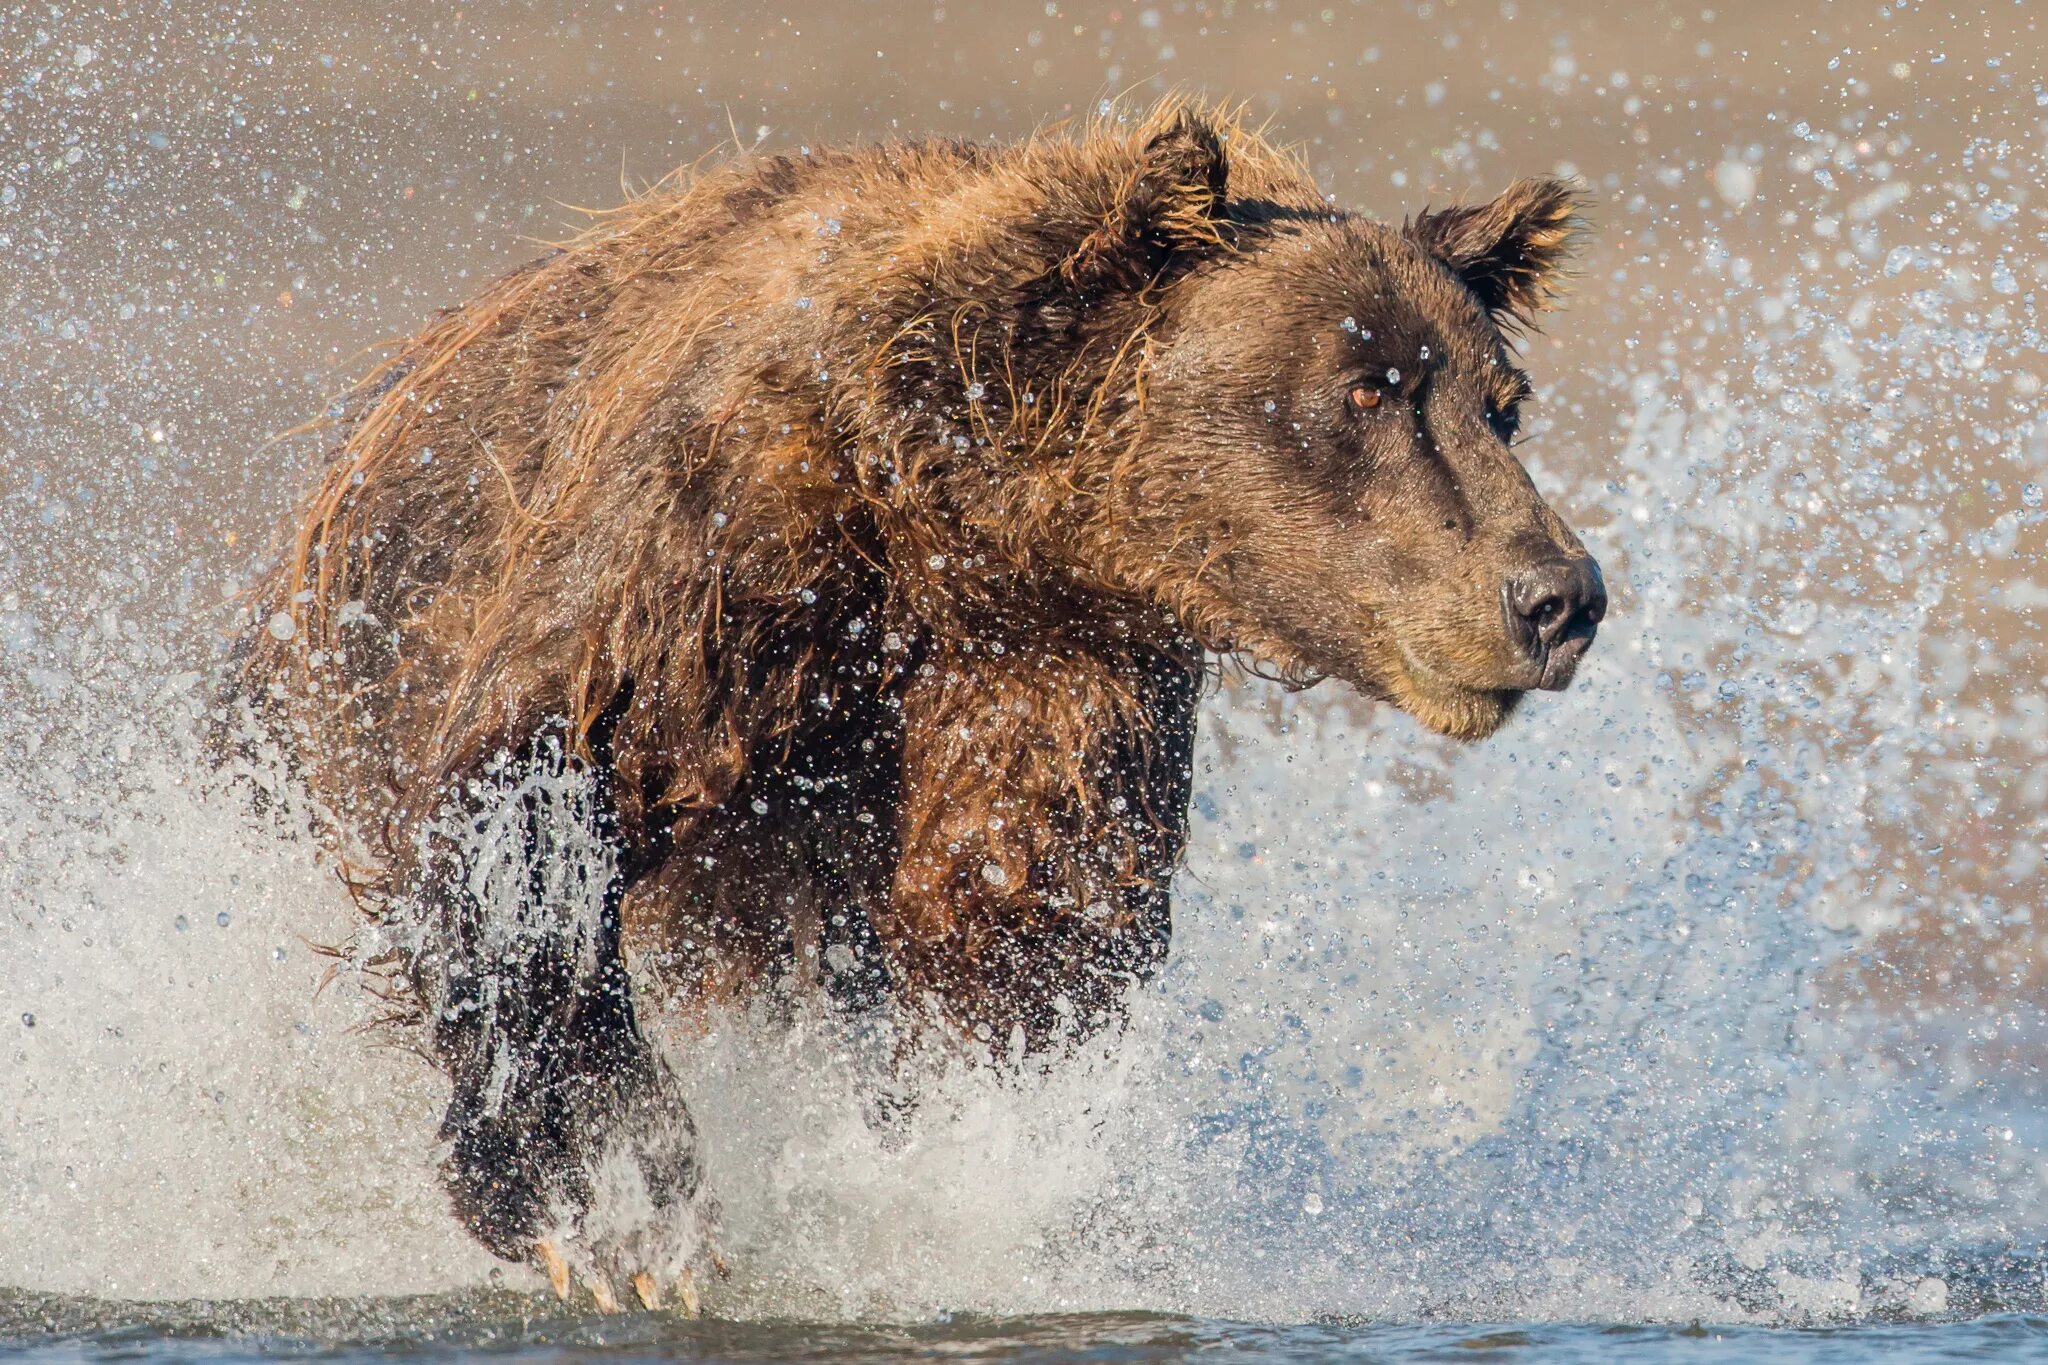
[
  {"left": 532, "top": 1239, "right": 712, "bottom": 1317},
  {"left": 535, "top": 1240, "right": 571, "bottom": 1302}
]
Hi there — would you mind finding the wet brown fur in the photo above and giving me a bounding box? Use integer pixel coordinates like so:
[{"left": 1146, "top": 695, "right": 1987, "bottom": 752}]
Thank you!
[{"left": 229, "top": 98, "right": 1594, "bottom": 1265}]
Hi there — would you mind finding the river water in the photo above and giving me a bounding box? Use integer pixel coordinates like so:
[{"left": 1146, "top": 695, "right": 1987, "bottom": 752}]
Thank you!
[{"left": 4, "top": 1, "right": 2046, "bottom": 1360}]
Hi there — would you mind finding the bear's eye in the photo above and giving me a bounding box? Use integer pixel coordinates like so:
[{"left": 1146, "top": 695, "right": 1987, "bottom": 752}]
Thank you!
[{"left": 1345, "top": 384, "right": 1381, "bottom": 416}]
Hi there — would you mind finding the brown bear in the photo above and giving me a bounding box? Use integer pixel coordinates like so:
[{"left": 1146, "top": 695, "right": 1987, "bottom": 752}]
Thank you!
[{"left": 227, "top": 100, "right": 1603, "bottom": 1310}]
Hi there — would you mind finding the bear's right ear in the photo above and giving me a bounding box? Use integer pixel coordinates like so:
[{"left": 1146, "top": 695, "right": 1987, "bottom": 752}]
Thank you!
[{"left": 1060, "top": 110, "right": 1230, "bottom": 294}]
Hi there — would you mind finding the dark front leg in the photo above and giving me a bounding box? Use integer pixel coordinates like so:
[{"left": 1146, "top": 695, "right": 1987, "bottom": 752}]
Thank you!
[
  {"left": 873, "top": 639, "right": 1199, "bottom": 1055},
  {"left": 402, "top": 738, "right": 702, "bottom": 1304}
]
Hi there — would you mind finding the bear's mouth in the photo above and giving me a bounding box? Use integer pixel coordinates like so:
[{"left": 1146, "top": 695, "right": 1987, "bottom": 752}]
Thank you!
[
  {"left": 1375, "top": 641, "right": 1524, "bottom": 741},
  {"left": 1224, "top": 608, "right": 1527, "bottom": 740},
  {"left": 1270, "top": 626, "right": 1522, "bottom": 741},
  {"left": 1277, "top": 606, "right": 1523, "bottom": 741}
]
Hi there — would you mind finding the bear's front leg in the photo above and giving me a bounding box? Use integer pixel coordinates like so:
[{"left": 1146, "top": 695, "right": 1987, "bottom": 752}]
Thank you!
[
  {"left": 402, "top": 740, "right": 706, "bottom": 1312},
  {"left": 875, "top": 638, "right": 1200, "bottom": 1054}
]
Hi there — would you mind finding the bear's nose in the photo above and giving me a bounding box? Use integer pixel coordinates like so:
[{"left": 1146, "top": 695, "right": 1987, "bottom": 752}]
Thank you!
[{"left": 1505, "top": 555, "right": 1606, "bottom": 689}]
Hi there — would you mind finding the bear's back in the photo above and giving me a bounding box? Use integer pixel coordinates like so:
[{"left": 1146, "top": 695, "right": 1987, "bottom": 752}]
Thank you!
[{"left": 231, "top": 110, "right": 1325, "bottom": 850}]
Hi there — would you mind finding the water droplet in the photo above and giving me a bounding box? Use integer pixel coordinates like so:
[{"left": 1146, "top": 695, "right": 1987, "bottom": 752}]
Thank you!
[
  {"left": 215, "top": 911, "right": 231, "bottom": 928},
  {"left": 1341, "top": 316, "right": 1358, "bottom": 333},
  {"left": 965, "top": 381, "right": 986, "bottom": 401},
  {"left": 980, "top": 862, "right": 1009, "bottom": 887},
  {"left": 1713, "top": 157, "right": 1757, "bottom": 208},
  {"left": 266, "top": 611, "right": 295, "bottom": 641},
  {"left": 20, "top": 1013, "right": 33, "bottom": 1029}
]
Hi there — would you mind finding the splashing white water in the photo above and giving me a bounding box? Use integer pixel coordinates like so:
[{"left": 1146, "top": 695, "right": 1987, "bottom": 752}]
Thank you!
[{"left": 0, "top": 754, "right": 496, "bottom": 1299}]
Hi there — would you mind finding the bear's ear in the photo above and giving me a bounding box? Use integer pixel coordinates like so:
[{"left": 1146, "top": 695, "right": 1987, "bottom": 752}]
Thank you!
[
  {"left": 1061, "top": 109, "right": 1230, "bottom": 293},
  {"left": 1408, "top": 177, "right": 1587, "bottom": 327}
]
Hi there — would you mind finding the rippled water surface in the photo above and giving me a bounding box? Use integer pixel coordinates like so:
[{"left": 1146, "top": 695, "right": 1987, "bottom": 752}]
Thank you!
[
  {"left": 11, "top": 1294, "right": 2048, "bottom": 1365},
  {"left": 7, "top": 0, "right": 2048, "bottom": 1359}
]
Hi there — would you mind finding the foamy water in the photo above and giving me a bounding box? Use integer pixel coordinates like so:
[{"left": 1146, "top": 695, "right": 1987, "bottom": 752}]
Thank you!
[{"left": 3, "top": 0, "right": 2046, "bottom": 1336}]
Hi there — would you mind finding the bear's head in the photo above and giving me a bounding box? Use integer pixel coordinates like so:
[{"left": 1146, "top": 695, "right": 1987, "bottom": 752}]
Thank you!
[{"left": 1062, "top": 111, "right": 1605, "bottom": 740}]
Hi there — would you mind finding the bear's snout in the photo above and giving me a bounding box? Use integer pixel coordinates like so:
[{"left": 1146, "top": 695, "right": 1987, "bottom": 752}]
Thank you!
[{"left": 1502, "top": 554, "right": 1606, "bottom": 691}]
